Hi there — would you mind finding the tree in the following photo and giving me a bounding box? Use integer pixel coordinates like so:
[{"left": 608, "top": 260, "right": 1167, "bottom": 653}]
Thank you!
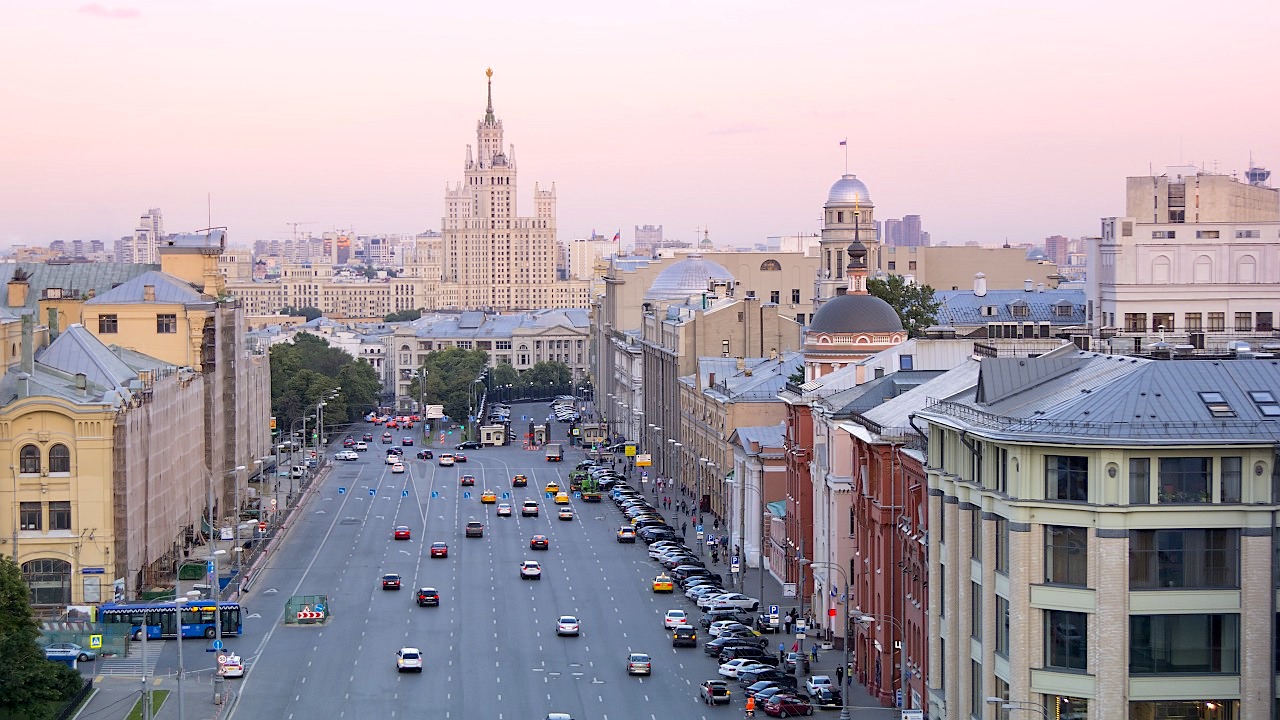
[
  {"left": 269, "top": 333, "right": 382, "bottom": 434},
  {"left": 384, "top": 310, "right": 421, "bottom": 323},
  {"left": 0, "top": 557, "right": 83, "bottom": 716},
  {"left": 519, "top": 361, "right": 572, "bottom": 398},
  {"left": 408, "top": 348, "right": 490, "bottom": 423},
  {"left": 867, "top": 275, "right": 940, "bottom": 338},
  {"left": 279, "top": 306, "right": 322, "bottom": 321}
]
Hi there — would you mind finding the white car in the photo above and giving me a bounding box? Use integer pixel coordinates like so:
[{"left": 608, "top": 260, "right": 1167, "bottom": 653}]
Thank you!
[
  {"left": 649, "top": 543, "right": 682, "bottom": 559},
  {"left": 708, "top": 620, "right": 742, "bottom": 637},
  {"left": 354, "top": 442, "right": 368, "bottom": 451},
  {"left": 520, "top": 560, "right": 542, "bottom": 580},
  {"left": 718, "top": 658, "right": 764, "bottom": 679},
  {"left": 334, "top": 450, "right": 356, "bottom": 461},
  {"left": 697, "top": 593, "right": 733, "bottom": 610},
  {"left": 687, "top": 585, "right": 724, "bottom": 600},
  {"left": 712, "top": 593, "right": 760, "bottom": 611},
  {"left": 385, "top": 454, "right": 399, "bottom": 465},
  {"left": 396, "top": 647, "right": 423, "bottom": 673},
  {"left": 391, "top": 463, "right": 405, "bottom": 474},
  {"left": 556, "top": 616, "right": 580, "bottom": 636},
  {"left": 663, "top": 609, "right": 688, "bottom": 629},
  {"left": 438, "top": 454, "right": 455, "bottom": 466},
  {"left": 806, "top": 675, "right": 834, "bottom": 696}
]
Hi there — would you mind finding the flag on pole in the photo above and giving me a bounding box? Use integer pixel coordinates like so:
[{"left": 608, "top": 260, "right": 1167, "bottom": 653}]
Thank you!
[
  {"left": 612, "top": 231, "right": 620, "bottom": 242},
  {"left": 838, "top": 139, "right": 847, "bottom": 146}
]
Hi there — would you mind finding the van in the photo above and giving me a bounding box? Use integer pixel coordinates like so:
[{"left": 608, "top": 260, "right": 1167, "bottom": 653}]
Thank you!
[
  {"left": 545, "top": 443, "right": 563, "bottom": 462},
  {"left": 290, "top": 466, "right": 305, "bottom": 479},
  {"left": 672, "top": 625, "right": 697, "bottom": 648}
]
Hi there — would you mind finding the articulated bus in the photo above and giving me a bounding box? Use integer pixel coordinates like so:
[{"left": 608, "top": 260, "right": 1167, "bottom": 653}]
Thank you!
[{"left": 99, "top": 601, "right": 243, "bottom": 640}]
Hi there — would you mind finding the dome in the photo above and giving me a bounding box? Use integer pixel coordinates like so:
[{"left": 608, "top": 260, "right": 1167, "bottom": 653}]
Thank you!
[
  {"left": 808, "top": 294, "right": 903, "bottom": 335},
  {"left": 644, "top": 255, "right": 735, "bottom": 302},
  {"left": 826, "top": 174, "right": 872, "bottom": 205}
]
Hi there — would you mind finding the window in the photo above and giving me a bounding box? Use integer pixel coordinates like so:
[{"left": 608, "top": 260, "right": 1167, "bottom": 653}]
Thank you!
[
  {"left": 22, "top": 558, "right": 71, "bottom": 605},
  {"left": 769, "top": 290, "right": 780, "bottom": 304},
  {"left": 1010, "top": 301, "right": 1030, "bottom": 317},
  {"left": 20, "top": 502, "right": 42, "bottom": 530},
  {"left": 995, "top": 596, "right": 1010, "bottom": 658},
  {"left": 721, "top": 340, "right": 730, "bottom": 356},
  {"left": 994, "top": 448, "right": 1008, "bottom": 494},
  {"left": 1184, "top": 313, "right": 1202, "bottom": 332},
  {"left": 1045, "top": 526, "right": 1088, "bottom": 586},
  {"left": 971, "top": 510, "right": 982, "bottom": 560},
  {"left": 1124, "top": 313, "right": 1147, "bottom": 332},
  {"left": 1208, "top": 312, "right": 1225, "bottom": 331},
  {"left": 1258, "top": 312, "right": 1274, "bottom": 331},
  {"left": 971, "top": 582, "right": 982, "bottom": 640},
  {"left": 796, "top": 313, "right": 805, "bottom": 325},
  {"left": 1129, "top": 458, "right": 1150, "bottom": 504},
  {"left": 1236, "top": 229, "right": 1260, "bottom": 238},
  {"left": 1221, "top": 457, "right": 1242, "bottom": 503},
  {"left": 970, "top": 660, "right": 983, "bottom": 719},
  {"left": 49, "top": 501, "right": 71, "bottom": 531},
  {"left": 1045, "top": 455, "right": 1088, "bottom": 501},
  {"left": 98, "top": 314, "right": 118, "bottom": 333},
  {"left": 1196, "top": 230, "right": 1220, "bottom": 239},
  {"left": 899, "top": 355, "right": 913, "bottom": 371},
  {"left": 1235, "top": 312, "right": 1253, "bottom": 332},
  {"left": 1046, "top": 610, "right": 1087, "bottom": 671},
  {"left": 1130, "top": 614, "right": 1239, "bottom": 674},
  {"left": 49, "top": 444, "right": 70, "bottom": 474},
  {"left": 995, "top": 517, "right": 1009, "bottom": 574},
  {"left": 1159, "top": 456, "right": 1212, "bottom": 502},
  {"left": 19, "top": 444, "right": 40, "bottom": 474},
  {"left": 156, "top": 313, "right": 177, "bottom": 333},
  {"left": 1249, "top": 391, "right": 1280, "bottom": 417},
  {"left": 887, "top": 261, "right": 896, "bottom": 271},
  {"left": 791, "top": 289, "right": 801, "bottom": 304},
  {"left": 1130, "top": 529, "right": 1238, "bottom": 589},
  {"left": 1151, "top": 312, "right": 1173, "bottom": 332}
]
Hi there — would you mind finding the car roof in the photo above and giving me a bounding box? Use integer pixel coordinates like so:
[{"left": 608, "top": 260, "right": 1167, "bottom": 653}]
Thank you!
[
  {"left": 383, "top": 573, "right": 400, "bottom": 577},
  {"left": 400, "top": 647, "right": 421, "bottom": 653},
  {"left": 418, "top": 587, "right": 437, "bottom": 592}
]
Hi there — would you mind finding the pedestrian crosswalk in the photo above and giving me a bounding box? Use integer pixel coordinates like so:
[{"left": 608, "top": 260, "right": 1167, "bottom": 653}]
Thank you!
[{"left": 98, "top": 639, "right": 165, "bottom": 677}]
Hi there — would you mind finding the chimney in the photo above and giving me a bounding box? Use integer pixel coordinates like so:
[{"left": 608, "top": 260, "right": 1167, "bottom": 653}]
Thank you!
[
  {"left": 7, "top": 276, "right": 30, "bottom": 308},
  {"left": 735, "top": 357, "right": 746, "bottom": 372},
  {"left": 21, "top": 312, "right": 34, "bottom": 374},
  {"left": 1037, "top": 283, "right": 1045, "bottom": 293},
  {"left": 143, "top": 284, "right": 155, "bottom": 301},
  {"left": 750, "top": 440, "right": 762, "bottom": 453},
  {"left": 1024, "top": 279, "right": 1034, "bottom": 292},
  {"left": 75, "top": 373, "right": 87, "bottom": 395},
  {"left": 46, "top": 306, "right": 60, "bottom": 340},
  {"left": 708, "top": 372, "right": 716, "bottom": 387},
  {"left": 973, "top": 272, "right": 987, "bottom": 297}
]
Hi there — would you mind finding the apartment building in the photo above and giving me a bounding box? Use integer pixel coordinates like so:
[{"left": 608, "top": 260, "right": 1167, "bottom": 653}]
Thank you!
[{"left": 918, "top": 348, "right": 1280, "bottom": 719}]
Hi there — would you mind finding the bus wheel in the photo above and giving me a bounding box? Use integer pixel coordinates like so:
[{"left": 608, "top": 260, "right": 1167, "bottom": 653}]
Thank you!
[{"left": 204, "top": 627, "right": 216, "bottom": 639}]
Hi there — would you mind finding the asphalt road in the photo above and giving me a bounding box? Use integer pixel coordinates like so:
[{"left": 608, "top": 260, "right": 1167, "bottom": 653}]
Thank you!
[{"left": 225, "top": 420, "right": 744, "bottom": 720}]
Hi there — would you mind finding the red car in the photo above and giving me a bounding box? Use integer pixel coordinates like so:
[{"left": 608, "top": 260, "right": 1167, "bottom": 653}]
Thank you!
[
  {"left": 429, "top": 542, "right": 448, "bottom": 558},
  {"left": 393, "top": 526, "right": 411, "bottom": 540},
  {"left": 362, "top": 433, "right": 374, "bottom": 442},
  {"left": 343, "top": 438, "right": 355, "bottom": 447},
  {"left": 402, "top": 437, "right": 414, "bottom": 446},
  {"left": 762, "top": 694, "right": 813, "bottom": 717},
  {"left": 460, "top": 475, "right": 476, "bottom": 487},
  {"left": 454, "top": 453, "right": 468, "bottom": 463}
]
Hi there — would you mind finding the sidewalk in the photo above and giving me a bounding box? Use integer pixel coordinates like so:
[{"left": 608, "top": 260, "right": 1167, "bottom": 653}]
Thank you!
[
  {"left": 73, "top": 674, "right": 236, "bottom": 720},
  {"left": 638, "top": 482, "right": 899, "bottom": 718}
]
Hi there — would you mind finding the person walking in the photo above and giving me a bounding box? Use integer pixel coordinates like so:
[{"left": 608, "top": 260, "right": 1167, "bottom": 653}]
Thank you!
[
  {"left": 835, "top": 664, "right": 844, "bottom": 687},
  {"left": 744, "top": 694, "right": 755, "bottom": 717},
  {"left": 681, "top": 522, "right": 687, "bottom": 538}
]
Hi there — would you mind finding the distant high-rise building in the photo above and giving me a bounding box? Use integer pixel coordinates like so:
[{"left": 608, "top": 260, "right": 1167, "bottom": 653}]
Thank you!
[
  {"left": 115, "top": 208, "right": 164, "bottom": 264},
  {"left": 902, "top": 214, "right": 923, "bottom": 247},
  {"left": 50, "top": 240, "right": 66, "bottom": 254},
  {"left": 920, "top": 231, "right": 930, "bottom": 247},
  {"left": 883, "top": 218, "right": 903, "bottom": 246},
  {"left": 1044, "top": 234, "right": 1070, "bottom": 267},
  {"left": 634, "top": 224, "right": 664, "bottom": 254}
]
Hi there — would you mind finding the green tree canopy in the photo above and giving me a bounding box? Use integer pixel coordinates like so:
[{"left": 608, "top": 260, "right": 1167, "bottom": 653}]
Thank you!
[
  {"left": 384, "top": 310, "right": 421, "bottom": 323},
  {"left": 269, "top": 333, "right": 381, "bottom": 435},
  {"left": 867, "top": 275, "right": 940, "bottom": 338},
  {"left": 407, "top": 348, "right": 490, "bottom": 423},
  {"left": 279, "top": 306, "right": 322, "bottom": 321},
  {"left": 0, "top": 557, "right": 83, "bottom": 715}
]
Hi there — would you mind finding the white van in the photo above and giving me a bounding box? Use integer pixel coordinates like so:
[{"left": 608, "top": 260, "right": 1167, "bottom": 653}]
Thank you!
[{"left": 290, "top": 466, "right": 305, "bottom": 479}]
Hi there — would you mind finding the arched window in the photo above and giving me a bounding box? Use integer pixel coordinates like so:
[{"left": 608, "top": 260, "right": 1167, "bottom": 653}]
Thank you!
[
  {"left": 760, "top": 259, "right": 782, "bottom": 271},
  {"left": 1237, "top": 255, "right": 1257, "bottom": 283},
  {"left": 1151, "top": 256, "right": 1171, "bottom": 284},
  {"left": 49, "top": 444, "right": 71, "bottom": 474},
  {"left": 22, "top": 558, "right": 72, "bottom": 605},
  {"left": 19, "top": 444, "right": 40, "bottom": 474},
  {"left": 1193, "top": 256, "right": 1213, "bottom": 284}
]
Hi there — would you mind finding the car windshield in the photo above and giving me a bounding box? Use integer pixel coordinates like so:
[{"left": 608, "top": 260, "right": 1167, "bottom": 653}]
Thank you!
[
  {"left": 383, "top": 574, "right": 398, "bottom": 579},
  {"left": 559, "top": 616, "right": 576, "bottom": 623},
  {"left": 629, "top": 654, "right": 649, "bottom": 662},
  {"left": 401, "top": 651, "right": 420, "bottom": 659}
]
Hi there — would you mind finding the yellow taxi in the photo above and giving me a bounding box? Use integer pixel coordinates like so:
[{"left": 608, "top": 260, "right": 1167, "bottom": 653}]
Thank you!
[
  {"left": 652, "top": 574, "right": 674, "bottom": 593},
  {"left": 480, "top": 490, "right": 497, "bottom": 504},
  {"left": 554, "top": 491, "right": 570, "bottom": 505},
  {"left": 544, "top": 481, "right": 560, "bottom": 495}
]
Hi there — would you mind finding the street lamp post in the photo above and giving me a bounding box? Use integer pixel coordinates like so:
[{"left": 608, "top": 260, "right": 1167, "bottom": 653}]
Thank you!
[
  {"left": 174, "top": 590, "right": 201, "bottom": 720},
  {"left": 986, "top": 697, "right": 1049, "bottom": 718},
  {"left": 725, "top": 477, "right": 765, "bottom": 596},
  {"left": 859, "top": 613, "right": 911, "bottom": 714},
  {"left": 802, "top": 560, "right": 852, "bottom": 720},
  {"left": 231, "top": 465, "right": 246, "bottom": 572}
]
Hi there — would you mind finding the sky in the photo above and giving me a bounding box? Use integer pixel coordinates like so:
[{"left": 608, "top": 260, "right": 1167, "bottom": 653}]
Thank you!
[{"left": 1, "top": 0, "right": 1277, "bottom": 251}]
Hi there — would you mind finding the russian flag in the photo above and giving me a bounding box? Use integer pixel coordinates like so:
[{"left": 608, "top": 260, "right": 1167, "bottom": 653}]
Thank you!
[
  {"left": 612, "top": 231, "right": 620, "bottom": 242},
  {"left": 839, "top": 139, "right": 847, "bottom": 146}
]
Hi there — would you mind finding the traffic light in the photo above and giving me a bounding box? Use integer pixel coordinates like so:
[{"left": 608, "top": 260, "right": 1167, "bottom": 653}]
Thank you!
[{"left": 270, "top": 416, "right": 277, "bottom": 431}]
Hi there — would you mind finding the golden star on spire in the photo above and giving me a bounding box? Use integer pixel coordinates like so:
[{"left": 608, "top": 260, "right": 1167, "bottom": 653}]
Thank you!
[{"left": 486, "top": 68, "right": 493, "bottom": 78}]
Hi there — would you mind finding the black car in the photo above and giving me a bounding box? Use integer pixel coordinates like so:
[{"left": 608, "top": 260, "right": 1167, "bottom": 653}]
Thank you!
[
  {"left": 701, "top": 609, "right": 748, "bottom": 628},
  {"left": 455, "top": 441, "right": 483, "bottom": 450},
  {"left": 738, "top": 667, "right": 796, "bottom": 688},
  {"left": 387, "top": 447, "right": 404, "bottom": 456},
  {"left": 718, "top": 646, "right": 778, "bottom": 665},
  {"left": 744, "top": 681, "right": 786, "bottom": 699},
  {"left": 672, "top": 625, "right": 698, "bottom": 648},
  {"left": 417, "top": 449, "right": 434, "bottom": 460},
  {"left": 415, "top": 588, "right": 440, "bottom": 607},
  {"left": 703, "top": 636, "right": 764, "bottom": 656},
  {"left": 811, "top": 686, "right": 843, "bottom": 707}
]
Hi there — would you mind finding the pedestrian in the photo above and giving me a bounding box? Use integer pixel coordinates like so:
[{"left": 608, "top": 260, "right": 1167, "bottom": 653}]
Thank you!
[
  {"left": 681, "top": 522, "right": 687, "bottom": 538},
  {"left": 836, "top": 664, "right": 844, "bottom": 686},
  {"left": 784, "top": 617, "right": 792, "bottom": 634},
  {"left": 745, "top": 695, "right": 755, "bottom": 717},
  {"left": 811, "top": 644, "right": 819, "bottom": 662},
  {"left": 778, "top": 644, "right": 785, "bottom": 662}
]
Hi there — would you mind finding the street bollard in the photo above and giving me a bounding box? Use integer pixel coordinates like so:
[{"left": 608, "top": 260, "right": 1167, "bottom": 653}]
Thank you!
[{"left": 213, "top": 674, "right": 224, "bottom": 704}]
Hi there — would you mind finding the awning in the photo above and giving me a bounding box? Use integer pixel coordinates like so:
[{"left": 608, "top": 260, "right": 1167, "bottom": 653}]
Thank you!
[{"left": 766, "top": 500, "right": 786, "bottom": 518}]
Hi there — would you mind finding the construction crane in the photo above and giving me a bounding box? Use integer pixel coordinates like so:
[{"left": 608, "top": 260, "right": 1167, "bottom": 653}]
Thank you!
[{"left": 286, "top": 222, "right": 318, "bottom": 243}]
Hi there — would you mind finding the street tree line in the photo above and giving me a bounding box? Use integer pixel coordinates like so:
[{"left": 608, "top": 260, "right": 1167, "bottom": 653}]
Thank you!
[{"left": 269, "top": 333, "right": 381, "bottom": 436}]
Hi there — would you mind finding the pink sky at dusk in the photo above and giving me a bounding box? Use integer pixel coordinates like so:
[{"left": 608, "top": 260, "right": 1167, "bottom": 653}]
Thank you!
[{"left": 0, "top": 0, "right": 1276, "bottom": 250}]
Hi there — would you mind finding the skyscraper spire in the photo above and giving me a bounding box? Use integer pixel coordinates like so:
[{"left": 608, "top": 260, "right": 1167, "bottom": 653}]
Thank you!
[{"left": 484, "top": 67, "right": 495, "bottom": 125}]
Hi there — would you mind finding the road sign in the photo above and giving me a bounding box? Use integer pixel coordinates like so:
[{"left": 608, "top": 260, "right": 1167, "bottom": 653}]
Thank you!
[
  {"left": 829, "top": 607, "right": 837, "bottom": 617},
  {"left": 207, "top": 561, "right": 214, "bottom": 576},
  {"left": 902, "top": 710, "right": 924, "bottom": 720},
  {"left": 270, "top": 498, "right": 277, "bottom": 507},
  {"left": 502, "top": 492, "right": 510, "bottom": 499},
  {"left": 88, "top": 635, "right": 102, "bottom": 649},
  {"left": 463, "top": 491, "right": 471, "bottom": 499},
  {"left": 212, "top": 639, "right": 224, "bottom": 650},
  {"left": 337, "top": 487, "right": 346, "bottom": 495},
  {"left": 217, "top": 654, "right": 227, "bottom": 664},
  {"left": 696, "top": 524, "right": 704, "bottom": 533},
  {"left": 730, "top": 562, "right": 740, "bottom": 573},
  {"left": 296, "top": 611, "right": 323, "bottom": 620},
  {"left": 431, "top": 491, "right": 439, "bottom": 498},
  {"left": 782, "top": 583, "right": 798, "bottom": 598},
  {"left": 314, "top": 603, "right": 325, "bottom": 613},
  {"left": 402, "top": 490, "right": 409, "bottom": 497},
  {"left": 769, "top": 604, "right": 779, "bottom": 616},
  {"left": 696, "top": 531, "right": 704, "bottom": 540},
  {"left": 368, "top": 488, "right": 376, "bottom": 496},
  {"left": 544, "top": 492, "right": 553, "bottom": 498},
  {"left": 896, "top": 690, "right": 903, "bottom": 708}
]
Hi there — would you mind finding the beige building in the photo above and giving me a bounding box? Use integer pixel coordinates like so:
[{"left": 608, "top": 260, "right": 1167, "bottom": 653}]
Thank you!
[
  {"left": 881, "top": 244, "right": 1061, "bottom": 292},
  {"left": 0, "top": 234, "right": 271, "bottom": 608},
  {"left": 918, "top": 349, "right": 1280, "bottom": 719}
]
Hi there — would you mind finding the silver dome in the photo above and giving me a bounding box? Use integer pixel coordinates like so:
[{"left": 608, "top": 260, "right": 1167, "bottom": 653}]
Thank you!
[
  {"left": 644, "top": 256, "right": 735, "bottom": 302},
  {"left": 827, "top": 174, "right": 872, "bottom": 205}
]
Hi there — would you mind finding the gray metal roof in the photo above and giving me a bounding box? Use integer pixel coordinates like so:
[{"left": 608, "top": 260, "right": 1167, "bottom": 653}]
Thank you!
[
  {"left": 934, "top": 288, "right": 1086, "bottom": 327},
  {"left": 404, "top": 309, "right": 590, "bottom": 341},
  {"left": 701, "top": 352, "right": 803, "bottom": 402},
  {"left": 733, "top": 424, "right": 786, "bottom": 451},
  {"left": 37, "top": 324, "right": 139, "bottom": 388},
  {"left": 827, "top": 370, "right": 949, "bottom": 417},
  {"left": 83, "top": 270, "right": 207, "bottom": 306},
  {"left": 0, "top": 262, "right": 158, "bottom": 311},
  {"left": 857, "top": 362, "right": 981, "bottom": 441}
]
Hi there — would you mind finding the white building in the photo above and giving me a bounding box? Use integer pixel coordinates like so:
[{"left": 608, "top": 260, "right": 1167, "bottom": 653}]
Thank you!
[{"left": 115, "top": 207, "right": 164, "bottom": 264}]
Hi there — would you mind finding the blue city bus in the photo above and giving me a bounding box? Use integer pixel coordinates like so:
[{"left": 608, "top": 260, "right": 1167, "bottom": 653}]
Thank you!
[{"left": 99, "top": 601, "right": 243, "bottom": 640}]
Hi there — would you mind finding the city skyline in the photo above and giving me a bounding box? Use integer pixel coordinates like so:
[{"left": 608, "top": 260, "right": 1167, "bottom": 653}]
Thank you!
[{"left": 1, "top": 1, "right": 1276, "bottom": 250}]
